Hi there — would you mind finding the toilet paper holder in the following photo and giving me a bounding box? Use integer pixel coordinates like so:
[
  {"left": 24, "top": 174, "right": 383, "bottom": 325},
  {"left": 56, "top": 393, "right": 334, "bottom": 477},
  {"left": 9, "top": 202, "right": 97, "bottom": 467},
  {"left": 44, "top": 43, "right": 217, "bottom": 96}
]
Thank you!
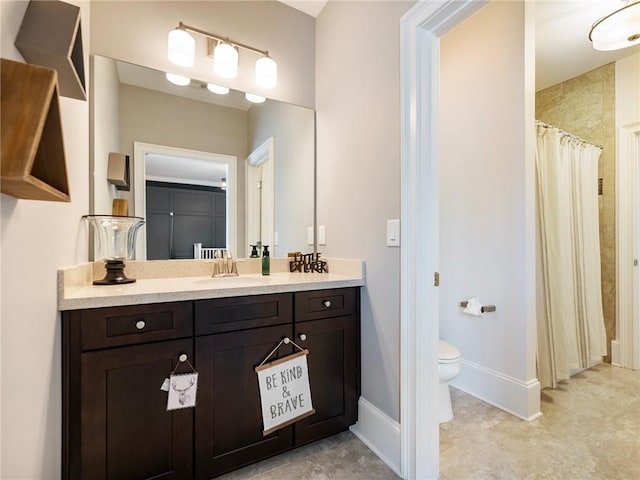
[{"left": 459, "top": 301, "right": 496, "bottom": 313}]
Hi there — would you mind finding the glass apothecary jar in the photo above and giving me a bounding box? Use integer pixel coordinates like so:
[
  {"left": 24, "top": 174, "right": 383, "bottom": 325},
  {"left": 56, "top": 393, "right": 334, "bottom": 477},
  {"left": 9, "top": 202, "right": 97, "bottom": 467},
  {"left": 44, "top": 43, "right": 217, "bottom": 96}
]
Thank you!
[{"left": 83, "top": 215, "right": 145, "bottom": 285}]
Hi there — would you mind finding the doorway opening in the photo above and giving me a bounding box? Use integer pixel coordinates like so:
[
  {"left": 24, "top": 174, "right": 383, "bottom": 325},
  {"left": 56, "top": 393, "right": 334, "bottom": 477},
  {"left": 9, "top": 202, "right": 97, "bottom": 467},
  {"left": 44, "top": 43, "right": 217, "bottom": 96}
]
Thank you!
[{"left": 133, "top": 142, "right": 237, "bottom": 259}]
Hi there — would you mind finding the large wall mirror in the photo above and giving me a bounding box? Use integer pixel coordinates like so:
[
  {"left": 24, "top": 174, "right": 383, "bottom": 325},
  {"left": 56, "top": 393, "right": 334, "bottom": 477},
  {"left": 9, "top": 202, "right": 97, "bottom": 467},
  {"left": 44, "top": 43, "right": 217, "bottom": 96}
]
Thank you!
[{"left": 91, "top": 55, "right": 315, "bottom": 260}]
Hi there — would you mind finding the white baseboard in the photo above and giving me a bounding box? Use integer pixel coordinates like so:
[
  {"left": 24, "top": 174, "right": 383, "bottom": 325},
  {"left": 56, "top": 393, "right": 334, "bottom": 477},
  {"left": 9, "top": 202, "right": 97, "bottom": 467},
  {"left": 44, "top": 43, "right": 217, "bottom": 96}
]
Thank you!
[
  {"left": 349, "top": 397, "right": 402, "bottom": 477},
  {"left": 611, "top": 340, "right": 621, "bottom": 366},
  {"left": 452, "top": 359, "right": 542, "bottom": 421}
]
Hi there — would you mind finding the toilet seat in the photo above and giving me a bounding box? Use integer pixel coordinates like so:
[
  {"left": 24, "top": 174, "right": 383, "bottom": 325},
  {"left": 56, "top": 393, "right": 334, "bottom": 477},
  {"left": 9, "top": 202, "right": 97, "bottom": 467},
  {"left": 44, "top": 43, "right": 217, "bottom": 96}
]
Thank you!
[{"left": 439, "top": 339, "right": 460, "bottom": 363}]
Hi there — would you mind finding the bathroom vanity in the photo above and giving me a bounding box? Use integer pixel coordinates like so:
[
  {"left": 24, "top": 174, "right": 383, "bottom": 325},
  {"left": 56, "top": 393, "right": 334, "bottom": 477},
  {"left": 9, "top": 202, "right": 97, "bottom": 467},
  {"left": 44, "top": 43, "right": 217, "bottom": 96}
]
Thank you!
[{"left": 59, "top": 260, "right": 363, "bottom": 480}]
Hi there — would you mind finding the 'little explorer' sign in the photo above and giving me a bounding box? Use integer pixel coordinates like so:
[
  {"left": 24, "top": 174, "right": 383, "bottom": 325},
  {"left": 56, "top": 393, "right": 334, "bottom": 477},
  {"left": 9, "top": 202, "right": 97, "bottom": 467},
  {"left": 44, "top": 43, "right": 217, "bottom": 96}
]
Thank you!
[{"left": 255, "top": 350, "right": 315, "bottom": 435}]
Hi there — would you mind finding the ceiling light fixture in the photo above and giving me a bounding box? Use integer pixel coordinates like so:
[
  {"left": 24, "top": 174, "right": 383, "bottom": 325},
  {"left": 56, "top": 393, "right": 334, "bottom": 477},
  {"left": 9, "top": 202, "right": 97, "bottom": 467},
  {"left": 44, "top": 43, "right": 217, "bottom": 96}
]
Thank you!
[
  {"left": 207, "top": 83, "right": 229, "bottom": 95},
  {"left": 167, "top": 21, "right": 278, "bottom": 88},
  {"left": 165, "top": 72, "right": 191, "bottom": 86},
  {"left": 589, "top": 0, "right": 640, "bottom": 51}
]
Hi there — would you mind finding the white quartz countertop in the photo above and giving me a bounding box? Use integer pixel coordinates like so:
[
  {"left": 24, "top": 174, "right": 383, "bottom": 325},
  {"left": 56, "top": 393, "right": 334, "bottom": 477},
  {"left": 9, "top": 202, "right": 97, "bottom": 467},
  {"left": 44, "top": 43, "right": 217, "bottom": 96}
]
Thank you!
[{"left": 58, "top": 258, "right": 365, "bottom": 310}]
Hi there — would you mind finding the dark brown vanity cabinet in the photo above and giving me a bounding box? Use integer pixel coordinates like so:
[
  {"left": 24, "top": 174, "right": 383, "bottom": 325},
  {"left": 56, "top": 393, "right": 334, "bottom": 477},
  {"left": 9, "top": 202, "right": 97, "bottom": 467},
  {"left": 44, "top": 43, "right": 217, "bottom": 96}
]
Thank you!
[
  {"left": 293, "top": 289, "right": 360, "bottom": 445},
  {"left": 62, "top": 287, "right": 360, "bottom": 480},
  {"left": 62, "top": 302, "right": 194, "bottom": 480},
  {"left": 193, "top": 294, "right": 295, "bottom": 479}
]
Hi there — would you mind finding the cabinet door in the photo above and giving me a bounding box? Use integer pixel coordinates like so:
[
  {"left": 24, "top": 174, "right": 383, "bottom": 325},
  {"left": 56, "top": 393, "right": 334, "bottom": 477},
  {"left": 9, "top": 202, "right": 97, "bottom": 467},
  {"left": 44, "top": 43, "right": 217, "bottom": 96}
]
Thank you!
[
  {"left": 195, "top": 325, "right": 294, "bottom": 479},
  {"left": 294, "top": 315, "right": 359, "bottom": 445},
  {"left": 80, "top": 339, "right": 193, "bottom": 480}
]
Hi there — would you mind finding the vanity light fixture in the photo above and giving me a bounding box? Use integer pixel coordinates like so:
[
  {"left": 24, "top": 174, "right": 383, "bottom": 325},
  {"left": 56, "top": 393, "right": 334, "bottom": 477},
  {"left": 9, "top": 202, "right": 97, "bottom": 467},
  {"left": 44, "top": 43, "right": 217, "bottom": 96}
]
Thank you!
[
  {"left": 167, "top": 28, "right": 195, "bottom": 67},
  {"left": 245, "top": 92, "right": 266, "bottom": 103},
  {"left": 589, "top": 0, "right": 640, "bottom": 51},
  {"left": 255, "top": 55, "right": 277, "bottom": 89},
  {"left": 166, "top": 72, "right": 191, "bottom": 86},
  {"left": 168, "top": 22, "right": 278, "bottom": 88},
  {"left": 207, "top": 83, "right": 229, "bottom": 95},
  {"left": 213, "top": 42, "right": 239, "bottom": 79}
]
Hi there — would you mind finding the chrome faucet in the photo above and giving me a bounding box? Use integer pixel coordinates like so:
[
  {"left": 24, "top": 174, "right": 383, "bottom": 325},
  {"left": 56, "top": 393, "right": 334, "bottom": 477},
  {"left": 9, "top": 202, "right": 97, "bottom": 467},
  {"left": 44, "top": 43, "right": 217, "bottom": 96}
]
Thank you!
[{"left": 212, "top": 250, "right": 238, "bottom": 277}]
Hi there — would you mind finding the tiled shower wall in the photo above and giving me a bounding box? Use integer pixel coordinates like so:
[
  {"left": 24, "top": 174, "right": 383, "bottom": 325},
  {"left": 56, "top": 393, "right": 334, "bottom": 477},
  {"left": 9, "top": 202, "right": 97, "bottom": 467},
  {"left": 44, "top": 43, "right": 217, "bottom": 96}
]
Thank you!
[{"left": 536, "top": 63, "right": 616, "bottom": 362}]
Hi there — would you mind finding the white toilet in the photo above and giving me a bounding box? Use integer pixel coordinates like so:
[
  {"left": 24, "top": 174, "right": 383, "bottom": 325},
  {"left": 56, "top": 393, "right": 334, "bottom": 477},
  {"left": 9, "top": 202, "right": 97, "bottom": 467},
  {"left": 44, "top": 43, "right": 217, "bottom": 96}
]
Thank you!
[{"left": 438, "top": 339, "right": 461, "bottom": 423}]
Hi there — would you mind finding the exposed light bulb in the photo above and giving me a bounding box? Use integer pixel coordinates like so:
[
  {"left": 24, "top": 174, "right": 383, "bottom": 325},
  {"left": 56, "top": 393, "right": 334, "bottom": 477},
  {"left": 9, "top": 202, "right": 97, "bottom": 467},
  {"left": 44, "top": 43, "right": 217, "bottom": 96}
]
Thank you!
[
  {"left": 214, "top": 42, "right": 239, "bottom": 79},
  {"left": 207, "top": 83, "right": 230, "bottom": 95},
  {"left": 167, "top": 29, "right": 195, "bottom": 67},
  {"left": 165, "top": 72, "right": 191, "bottom": 86},
  {"left": 245, "top": 93, "right": 266, "bottom": 103},
  {"left": 255, "top": 55, "right": 278, "bottom": 89}
]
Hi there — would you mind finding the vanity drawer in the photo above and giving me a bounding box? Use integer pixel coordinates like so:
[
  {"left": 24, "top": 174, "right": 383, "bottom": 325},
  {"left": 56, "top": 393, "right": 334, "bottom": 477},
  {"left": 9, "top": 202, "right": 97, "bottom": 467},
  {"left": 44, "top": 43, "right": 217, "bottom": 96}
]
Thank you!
[
  {"left": 295, "top": 288, "right": 357, "bottom": 322},
  {"left": 80, "top": 302, "right": 193, "bottom": 351},
  {"left": 195, "top": 293, "right": 292, "bottom": 335}
]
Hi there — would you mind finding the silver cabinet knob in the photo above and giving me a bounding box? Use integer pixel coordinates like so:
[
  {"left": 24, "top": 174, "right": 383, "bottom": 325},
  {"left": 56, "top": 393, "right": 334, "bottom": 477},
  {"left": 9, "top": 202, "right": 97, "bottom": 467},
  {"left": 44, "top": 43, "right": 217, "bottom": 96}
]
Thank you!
[
  {"left": 179, "top": 354, "right": 188, "bottom": 363},
  {"left": 323, "top": 300, "right": 332, "bottom": 308},
  {"left": 299, "top": 334, "right": 307, "bottom": 341},
  {"left": 135, "top": 320, "right": 146, "bottom": 330}
]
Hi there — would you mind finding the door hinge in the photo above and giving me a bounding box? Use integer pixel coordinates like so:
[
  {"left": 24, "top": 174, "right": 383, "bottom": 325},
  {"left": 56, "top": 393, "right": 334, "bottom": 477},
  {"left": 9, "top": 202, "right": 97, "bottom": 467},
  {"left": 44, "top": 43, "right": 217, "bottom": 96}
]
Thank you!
[
  {"left": 635, "top": 259, "right": 638, "bottom": 267},
  {"left": 434, "top": 272, "right": 440, "bottom": 287}
]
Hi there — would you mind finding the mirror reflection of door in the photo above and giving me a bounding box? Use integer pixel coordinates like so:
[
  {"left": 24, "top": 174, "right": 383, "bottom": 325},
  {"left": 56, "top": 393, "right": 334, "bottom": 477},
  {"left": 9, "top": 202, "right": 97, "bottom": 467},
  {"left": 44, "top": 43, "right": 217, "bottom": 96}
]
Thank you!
[
  {"left": 146, "top": 181, "right": 226, "bottom": 259},
  {"left": 133, "top": 144, "right": 237, "bottom": 260},
  {"left": 246, "top": 137, "right": 274, "bottom": 257}
]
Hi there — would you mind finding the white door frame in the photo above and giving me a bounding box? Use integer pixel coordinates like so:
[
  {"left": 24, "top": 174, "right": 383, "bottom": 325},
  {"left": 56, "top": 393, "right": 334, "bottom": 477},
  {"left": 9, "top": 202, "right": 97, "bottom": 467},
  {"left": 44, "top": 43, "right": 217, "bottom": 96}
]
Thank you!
[
  {"left": 616, "top": 122, "right": 640, "bottom": 370},
  {"left": 133, "top": 142, "right": 237, "bottom": 260},
  {"left": 246, "top": 137, "right": 275, "bottom": 257},
  {"left": 399, "top": 1, "right": 487, "bottom": 478}
]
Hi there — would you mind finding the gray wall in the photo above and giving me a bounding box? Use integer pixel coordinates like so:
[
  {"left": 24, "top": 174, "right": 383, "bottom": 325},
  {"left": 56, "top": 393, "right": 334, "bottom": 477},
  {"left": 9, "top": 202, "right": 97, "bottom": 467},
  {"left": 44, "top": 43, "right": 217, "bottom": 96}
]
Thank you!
[{"left": 316, "top": 1, "right": 415, "bottom": 422}]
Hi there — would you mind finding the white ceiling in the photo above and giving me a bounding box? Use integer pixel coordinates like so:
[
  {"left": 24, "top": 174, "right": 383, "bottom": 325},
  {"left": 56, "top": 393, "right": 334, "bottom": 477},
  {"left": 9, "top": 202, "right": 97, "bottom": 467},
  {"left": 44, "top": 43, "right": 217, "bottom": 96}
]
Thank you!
[
  {"left": 279, "top": 0, "right": 328, "bottom": 17},
  {"left": 279, "top": 0, "right": 640, "bottom": 91},
  {"left": 536, "top": 0, "right": 640, "bottom": 91}
]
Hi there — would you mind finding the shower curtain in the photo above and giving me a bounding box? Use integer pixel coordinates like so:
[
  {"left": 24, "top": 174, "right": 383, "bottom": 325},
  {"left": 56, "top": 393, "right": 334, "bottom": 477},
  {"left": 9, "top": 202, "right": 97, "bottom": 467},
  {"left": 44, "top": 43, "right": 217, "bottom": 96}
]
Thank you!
[{"left": 535, "top": 122, "right": 608, "bottom": 389}]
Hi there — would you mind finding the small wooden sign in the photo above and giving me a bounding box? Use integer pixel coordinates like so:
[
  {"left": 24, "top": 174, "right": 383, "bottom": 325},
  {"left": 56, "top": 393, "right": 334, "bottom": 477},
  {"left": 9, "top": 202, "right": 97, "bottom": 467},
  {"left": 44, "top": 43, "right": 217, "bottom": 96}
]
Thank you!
[{"left": 255, "top": 350, "right": 315, "bottom": 436}]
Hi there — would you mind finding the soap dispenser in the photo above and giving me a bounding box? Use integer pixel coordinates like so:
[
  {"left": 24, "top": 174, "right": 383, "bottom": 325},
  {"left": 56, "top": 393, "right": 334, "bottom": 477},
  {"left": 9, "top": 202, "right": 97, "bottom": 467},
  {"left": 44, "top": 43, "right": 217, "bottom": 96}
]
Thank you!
[
  {"left": 249, "top": 245, "right": 259, "bottom": 258},
  {"left": 262, "top": 245, "right": 270, "bottom": 276}
]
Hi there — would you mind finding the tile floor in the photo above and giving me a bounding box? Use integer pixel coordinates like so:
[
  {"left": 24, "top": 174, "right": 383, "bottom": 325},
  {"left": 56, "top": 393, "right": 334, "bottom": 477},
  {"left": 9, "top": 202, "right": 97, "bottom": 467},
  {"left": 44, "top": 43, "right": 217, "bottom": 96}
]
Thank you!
[
  {"left": 440, "top": 363, "right": 640, "bottom": 479},
  {"left": 220, "top": 363, "right": 639, "bottom": 479}
]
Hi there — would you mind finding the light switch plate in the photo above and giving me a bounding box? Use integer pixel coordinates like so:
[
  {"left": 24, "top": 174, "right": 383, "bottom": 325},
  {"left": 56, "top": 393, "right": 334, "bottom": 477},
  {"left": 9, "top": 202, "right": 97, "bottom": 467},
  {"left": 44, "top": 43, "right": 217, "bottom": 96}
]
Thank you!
[
  {"left": 387, "top": 219, "right": 400, "bottom": 247},
  {"left": 318, "top": 225, "right": 326, "bottom": 245},
  {"left": 307, "top": 226, "right": 314, "bottom": 245},
  {"left": 274, "top": 231, "right": 279, "bottom": 246}
]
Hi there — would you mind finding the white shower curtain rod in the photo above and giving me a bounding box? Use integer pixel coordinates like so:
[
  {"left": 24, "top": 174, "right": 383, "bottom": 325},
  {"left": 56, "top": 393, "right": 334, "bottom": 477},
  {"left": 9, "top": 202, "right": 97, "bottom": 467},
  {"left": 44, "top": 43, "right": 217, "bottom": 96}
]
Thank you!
[{"left": 535, "top": 120, "right": 603, "bottom": 150}]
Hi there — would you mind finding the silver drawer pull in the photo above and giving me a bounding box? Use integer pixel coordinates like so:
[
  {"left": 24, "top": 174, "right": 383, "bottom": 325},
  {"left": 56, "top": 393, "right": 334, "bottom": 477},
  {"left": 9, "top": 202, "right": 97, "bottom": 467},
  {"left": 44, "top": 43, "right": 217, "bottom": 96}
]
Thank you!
[
  {"left": 135, "top": 320, "right": 146, "bottom": 330},
  {"left": 323, "top": 300, "right": 332, "bottom": 308},
  {"left": 299, "top": 334, "right": 307, "bottom": 341}
]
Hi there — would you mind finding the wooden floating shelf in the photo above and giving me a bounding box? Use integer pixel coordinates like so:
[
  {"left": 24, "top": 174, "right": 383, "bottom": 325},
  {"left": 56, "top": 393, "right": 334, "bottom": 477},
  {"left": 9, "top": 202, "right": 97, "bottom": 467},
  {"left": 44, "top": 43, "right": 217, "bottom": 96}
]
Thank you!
[
  {"left": 1, "top": 58, "right": 71, "bottom": 202},
  {"left": 15, "top": 0, "right": 86, "bottom": 100}
]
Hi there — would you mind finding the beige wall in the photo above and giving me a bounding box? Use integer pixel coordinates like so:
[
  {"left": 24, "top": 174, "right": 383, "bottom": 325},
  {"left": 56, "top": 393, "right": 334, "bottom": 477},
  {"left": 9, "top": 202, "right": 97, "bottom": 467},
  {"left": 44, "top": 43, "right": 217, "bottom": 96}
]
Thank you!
[
  {"left": 316, "top": 1, "right": 414, "bottom": 422},
  {"left": 1, "top": 1, "right": 91, "bottom": 478},
  {"left": 536, "top": 64, "right": 616, "bottom": 362},
  {"left": 439, "top": 1, "right": 538, "bottom": 405},
  {"left": 91, "top": 55, "right": 120, "bottom": 216},
  {"left": 91, "top": 1, "right": 316, "bottom": 108},
  {"left": 248, "top": 101, "right": 315, "bottom": 257},
  {"left": 616, "top": 52, "right": 640, "bottom": 126},
  {"left": 118, "top": 84, "right": 249, "bottom": 251}
]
